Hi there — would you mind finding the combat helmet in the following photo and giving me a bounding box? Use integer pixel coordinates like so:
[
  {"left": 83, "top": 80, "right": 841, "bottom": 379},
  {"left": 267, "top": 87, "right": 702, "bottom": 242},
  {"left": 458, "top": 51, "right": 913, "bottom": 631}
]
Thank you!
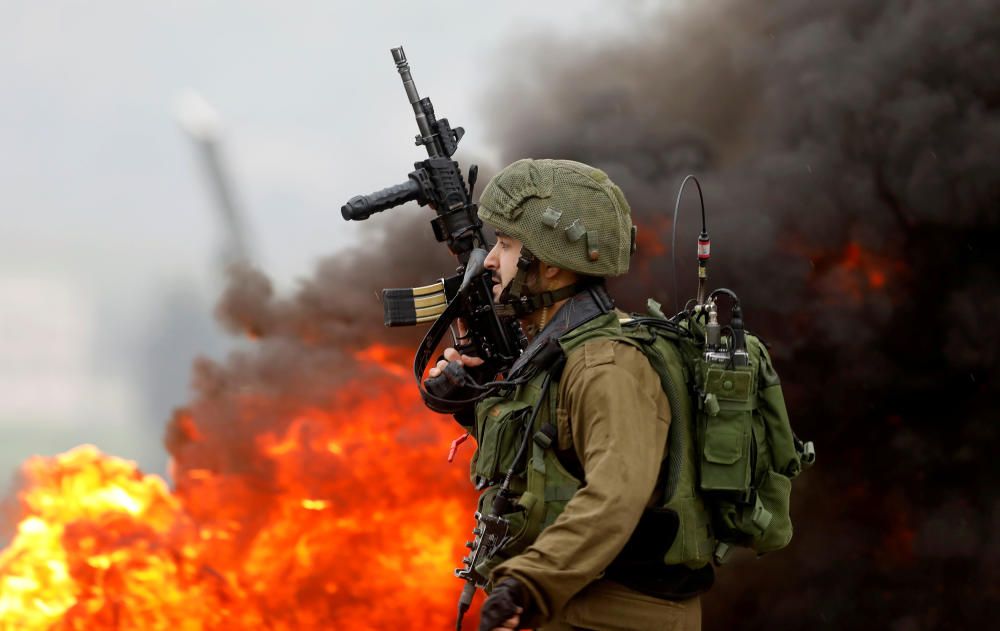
[
  {"left": 478, "top": 158, "right": 636, "bottom": 278},
  {"left": 477, "top": 159, "right": 637, "bottom": 316}
]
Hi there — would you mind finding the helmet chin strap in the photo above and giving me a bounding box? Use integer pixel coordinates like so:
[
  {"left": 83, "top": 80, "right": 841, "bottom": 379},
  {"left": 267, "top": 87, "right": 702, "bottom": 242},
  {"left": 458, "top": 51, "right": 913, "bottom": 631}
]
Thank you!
[
  {"left": 494, "top": 248, "right": 584, "bottom": 319},
  {"left": 500, "top": 249, "right": 536, "bottom": 304}
]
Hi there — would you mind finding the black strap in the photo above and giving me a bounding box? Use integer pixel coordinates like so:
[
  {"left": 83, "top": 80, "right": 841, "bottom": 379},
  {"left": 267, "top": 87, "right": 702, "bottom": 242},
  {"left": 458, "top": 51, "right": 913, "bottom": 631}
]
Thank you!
[
  {"left": 493, "top": 283, "right": 583, "bottom": 319},
  {"left": 414, "top": 283, "right": 587, "bottom": 414},
  {"left": 413, "top": 290, "right": 487, "bottom": 414}
]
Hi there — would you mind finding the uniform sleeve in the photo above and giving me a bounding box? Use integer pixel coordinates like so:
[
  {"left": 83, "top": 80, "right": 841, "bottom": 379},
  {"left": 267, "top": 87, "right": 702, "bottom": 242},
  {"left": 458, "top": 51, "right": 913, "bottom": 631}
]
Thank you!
[{"left": 492, "top": 340, "right": 670, "bottom": 624}]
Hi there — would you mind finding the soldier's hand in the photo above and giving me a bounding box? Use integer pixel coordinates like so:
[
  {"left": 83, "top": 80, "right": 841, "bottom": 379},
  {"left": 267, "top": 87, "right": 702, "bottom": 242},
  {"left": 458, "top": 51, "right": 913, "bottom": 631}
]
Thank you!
[
  {"left": 479, "top": 579, "right": 528, "bottom": 631},
  {"left": 428, "top": 347, "right": 484, "bottom": 378},
  {"left": 490, "top": 609, "right": 521, "bottom": 631}
]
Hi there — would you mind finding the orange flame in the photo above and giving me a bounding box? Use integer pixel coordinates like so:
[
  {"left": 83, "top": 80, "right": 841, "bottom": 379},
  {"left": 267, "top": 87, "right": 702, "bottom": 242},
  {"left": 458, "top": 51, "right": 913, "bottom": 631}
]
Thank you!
[
  {"left": 785, "top": 234, "right": 907, "bottom": 305},
  {"left": 821, "top": 240, "right": 907, "bottom": 304},
  {"left": 839, "top": 242, "right": 890, "bottom": 292},
  {"left": 0, "top": 347, "right": 482, "bottom": 629},
  {"left": 634, "top": 216, "right": 671, "bottom": 258}
]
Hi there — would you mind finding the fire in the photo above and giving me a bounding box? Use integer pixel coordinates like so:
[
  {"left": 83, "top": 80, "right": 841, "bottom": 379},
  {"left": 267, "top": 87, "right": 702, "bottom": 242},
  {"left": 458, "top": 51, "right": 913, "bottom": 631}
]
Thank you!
[
  {"left": 353, "top": 344, "right": 412, "bottom": 380},
  {"left": 0, "top": 346, "right": 482, "bottom": 629},
  {"left": 634, "top": 216, "right": 672, "bottom": 258},
  {"left": 839, "top": 242, "right": 890, "bottom": 292},
  {"left": 820, "top": 240, "right": 907, "bottom": 304},
  {"left": 0, "top": 446, "right": 219, "bottom": 630},
  {"left": 786, "top": 235, "right": 907, "bottom": 305}
]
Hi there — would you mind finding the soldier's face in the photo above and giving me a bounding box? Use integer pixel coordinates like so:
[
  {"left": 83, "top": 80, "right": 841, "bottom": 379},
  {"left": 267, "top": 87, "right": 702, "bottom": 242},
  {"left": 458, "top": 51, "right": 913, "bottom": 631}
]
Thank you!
[{"left": 484, "top": 232, "right": 522, "bottom": 302}]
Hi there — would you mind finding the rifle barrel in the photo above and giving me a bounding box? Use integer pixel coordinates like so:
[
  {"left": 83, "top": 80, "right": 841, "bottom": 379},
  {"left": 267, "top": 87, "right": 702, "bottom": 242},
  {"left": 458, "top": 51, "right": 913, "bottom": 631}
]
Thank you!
[{"left": 391, "top": 46, "right": 437, "bottom": 156}]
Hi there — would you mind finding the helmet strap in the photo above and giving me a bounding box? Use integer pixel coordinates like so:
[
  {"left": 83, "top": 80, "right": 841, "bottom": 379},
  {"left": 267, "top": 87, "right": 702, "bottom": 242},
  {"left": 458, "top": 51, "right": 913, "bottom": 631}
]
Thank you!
[
  {"left": 495, "top": 248, "right": 585, "bottom": 318},
  {"left": 506, "top": 249, "right": 536, "bottom": 303}
]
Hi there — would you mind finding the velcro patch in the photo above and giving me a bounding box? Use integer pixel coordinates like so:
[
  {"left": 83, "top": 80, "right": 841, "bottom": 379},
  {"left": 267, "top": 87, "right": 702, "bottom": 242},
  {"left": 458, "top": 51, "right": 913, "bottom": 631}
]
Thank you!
[
  {"left": 583, "top": 341, "right": 616, "bottom": 367},
  {"left": 541, "top": 206, "right": 562, "bottom": 228},
  {"left": 565, "top": 218, "right": 586, "bottom": 243}
]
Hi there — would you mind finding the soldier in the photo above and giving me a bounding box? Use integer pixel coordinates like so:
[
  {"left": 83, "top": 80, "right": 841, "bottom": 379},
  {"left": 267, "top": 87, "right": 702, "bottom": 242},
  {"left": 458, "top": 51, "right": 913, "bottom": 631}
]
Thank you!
[{"left": 428, "top": 159, "right": 710, "bottom": 630}]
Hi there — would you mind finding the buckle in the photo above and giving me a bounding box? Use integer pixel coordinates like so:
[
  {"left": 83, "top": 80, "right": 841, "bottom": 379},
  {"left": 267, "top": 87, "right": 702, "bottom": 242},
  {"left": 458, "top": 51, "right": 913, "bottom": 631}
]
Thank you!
[
  {"left": 713, "top": 541, "right": 733, "bottom": 565},
  {"left": 532, "top": 430, "right": 553, "bottom": 449}
]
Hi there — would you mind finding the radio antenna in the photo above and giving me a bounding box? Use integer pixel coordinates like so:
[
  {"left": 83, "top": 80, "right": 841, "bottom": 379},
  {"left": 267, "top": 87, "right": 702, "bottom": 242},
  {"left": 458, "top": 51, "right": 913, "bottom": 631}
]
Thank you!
[{"left": 671, "top": 174, "right": 709, "bottom": 312}]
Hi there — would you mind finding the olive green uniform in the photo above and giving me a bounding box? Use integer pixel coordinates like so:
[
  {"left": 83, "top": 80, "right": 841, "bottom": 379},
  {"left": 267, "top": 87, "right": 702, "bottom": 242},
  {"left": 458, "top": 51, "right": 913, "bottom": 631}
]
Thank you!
[
  {"left": 472, "top": 158, "right": 705, "bottom": 629},
  {"left": 492, "top": 336, "right": 701, "bottom": 630},
  {"left": 463, "top": 157, "right": 809, "bottom": 630}
]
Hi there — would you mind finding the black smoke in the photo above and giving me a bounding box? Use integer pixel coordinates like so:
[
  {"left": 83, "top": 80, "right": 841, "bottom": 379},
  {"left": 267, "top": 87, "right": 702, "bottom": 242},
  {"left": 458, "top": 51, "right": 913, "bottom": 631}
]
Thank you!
[
  {"left": 167, "top": 0, "right": 998, "bottom": 628},
  {"left": 164, "top": 211, "right": 453, "bottom": 485},
  {"left": 482, "top": 0, "right": 999, "bottom": 628}
]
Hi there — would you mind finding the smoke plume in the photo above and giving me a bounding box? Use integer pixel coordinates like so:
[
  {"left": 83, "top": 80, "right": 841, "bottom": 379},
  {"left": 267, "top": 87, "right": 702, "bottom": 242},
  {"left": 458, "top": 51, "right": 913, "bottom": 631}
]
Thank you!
[
  {"left": 168, "top": 0, "right": 998, "bottom": 628},
  {"left": 483, "top": 0, "right": 1000, "bottom": 627}
]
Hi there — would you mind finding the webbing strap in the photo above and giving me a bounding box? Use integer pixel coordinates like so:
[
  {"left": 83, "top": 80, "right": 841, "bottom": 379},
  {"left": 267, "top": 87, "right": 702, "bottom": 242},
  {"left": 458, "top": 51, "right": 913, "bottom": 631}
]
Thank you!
[
  {"left": 746, "top": 494, "right": 773, "bottom": 535},
  {"left": 566, "top": 322, "right": 688, "bottom": 504},
  {"left": 413, "top": 285, "right": 486, "bottom": 413},
  {"left": 531, "top": 439, "right": 546, "bottom": 475},
  {"left": 519, "top": 377, "right": 559, "bottom": 545},
  {"left": 544, "top": 485, "right": 578, "bottom": 502},
  {"left": 493, "top": 283, "right": 584, "bottom": 319}
]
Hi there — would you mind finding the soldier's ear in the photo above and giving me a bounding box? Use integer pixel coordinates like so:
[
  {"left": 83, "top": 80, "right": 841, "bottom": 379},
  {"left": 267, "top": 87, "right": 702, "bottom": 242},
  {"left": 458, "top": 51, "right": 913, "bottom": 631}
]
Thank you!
[{"left": 541, "top": 263, "right": 563, "bottom": 280}]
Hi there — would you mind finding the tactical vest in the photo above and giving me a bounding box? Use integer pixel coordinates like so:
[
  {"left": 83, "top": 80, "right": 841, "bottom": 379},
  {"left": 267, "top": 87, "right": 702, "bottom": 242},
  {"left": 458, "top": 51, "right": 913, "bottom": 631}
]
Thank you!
[{"left": 468, "top": 303, "right": 810, "bottom": 581}]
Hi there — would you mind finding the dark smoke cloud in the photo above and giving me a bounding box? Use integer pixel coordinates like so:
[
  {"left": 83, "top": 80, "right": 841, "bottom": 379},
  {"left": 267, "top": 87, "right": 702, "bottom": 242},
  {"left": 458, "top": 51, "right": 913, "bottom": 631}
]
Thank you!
[
  {"left": 482, "top": 0, "right": 999, "bottom": 628},
  {"left": 213, "top": 212, "right": 453, "bottom": 351},
  {"left": 166, "top": 210, "right": 454, "bottom": 480},
  {"left": 168, "top": 0, "right": 998, "bottom": 628}
]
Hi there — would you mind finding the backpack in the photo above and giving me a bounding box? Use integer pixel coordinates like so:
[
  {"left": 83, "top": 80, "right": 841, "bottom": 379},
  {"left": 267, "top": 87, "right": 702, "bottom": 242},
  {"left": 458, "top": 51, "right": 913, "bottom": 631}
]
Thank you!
[
  {"left": 561, "top": 299, "right": 815, "bottom": 565},
  {"left": 464, "top": 298, "right": 816, "bottom": 583}
]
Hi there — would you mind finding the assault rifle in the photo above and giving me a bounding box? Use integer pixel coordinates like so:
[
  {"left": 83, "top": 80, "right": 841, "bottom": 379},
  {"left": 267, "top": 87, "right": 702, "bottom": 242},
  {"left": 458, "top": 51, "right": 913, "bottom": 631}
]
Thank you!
[{"left": 341, "top": 47, "right": 526, "bottom": 413}]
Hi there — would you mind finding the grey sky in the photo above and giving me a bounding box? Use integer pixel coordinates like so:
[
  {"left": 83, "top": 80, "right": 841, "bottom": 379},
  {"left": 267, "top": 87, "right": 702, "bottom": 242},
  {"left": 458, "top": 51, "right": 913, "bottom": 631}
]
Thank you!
[{"left": 0, "top": 1, "right": 641, "bottom": 475}]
